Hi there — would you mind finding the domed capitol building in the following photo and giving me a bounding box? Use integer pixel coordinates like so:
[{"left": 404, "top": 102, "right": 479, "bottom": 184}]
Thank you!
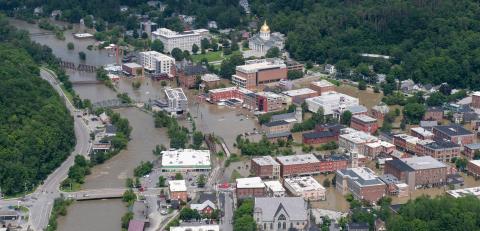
[{"left": 248, "top": 21, "right": 285, "bottom": 56}]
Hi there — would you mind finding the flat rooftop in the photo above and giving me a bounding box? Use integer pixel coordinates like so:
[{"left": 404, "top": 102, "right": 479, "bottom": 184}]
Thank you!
[
  {"left": 123, "top": 62, "right": 142, "bottom": 68},
  {"left": 165, "top": 88, "right": 187, "bottom": 101},
  {"left": 465, "top": 143, "right": 480, "bottom": 150},
  {"left": 201, "top": 74, "right": 220, "bottom": 82},
  {"left": 337, "top": 167, "right": 385, "bottom": 187},
  {"left": 161, "top": 149, "right": 211, "bottom": 169},
  {"left": 340, "top": 131, "right": 378, "bottom": 144},
  {"left": 469, "top": 159, "right": 480, "bottom": 167},
  {"left": 208, "top": 87, "right": 237, "bottom": 93},
  {"left": 236, "top": 59, "right": 286, "bottom": 73},
  {"left": 434, "top": 124, "right": 473, "bottom": 136},
  {"left": 264, "top": 181, "right": 285, "bottom": 192},
  {"left": 252, "top": 156, "right": 280, "bottom": 166},
  {"left": 282, "top": 88, "right": 317, "bottom": 97},
  {"left": 276, "top": 154, "right": 320, "bottom": 165},
  {"left": 169, "top": 180, "right": 187, "bottom": 192},
  {"left": 401, "top": 156, "right": 447, "bottom": 170},
  {"left": 411, "top": 127, "right": 434, "bottom": 137},
  {"left": 311, "top": 80, "right": 334, "bottom": 88},
  {"left": 284, "top": 176, "right": 324, "bottom": 192},
  {"left": 352, "top": 114, "right": 377, "bottom": 123},
  {"left": 236, "top": 177, "right": 265, "bottom": 189},
  {"left": 447, "top": 186, "right": 480, "bottom": 198},
  {"left": 306, "top": 92, "right": 359, "bottom": 103}
]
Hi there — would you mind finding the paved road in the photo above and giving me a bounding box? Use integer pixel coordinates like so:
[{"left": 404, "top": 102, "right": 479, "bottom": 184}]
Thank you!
[
  {"left": 0, "top": 68, "right": 91, "bottom": 231},
  {"left": 219, "top": 190, "right": 234, "bottom": 231}
]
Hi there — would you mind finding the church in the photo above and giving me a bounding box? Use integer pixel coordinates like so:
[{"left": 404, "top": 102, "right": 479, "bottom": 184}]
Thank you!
[{"left": 248, "top": 21, "right": 285, "bottom": 56}]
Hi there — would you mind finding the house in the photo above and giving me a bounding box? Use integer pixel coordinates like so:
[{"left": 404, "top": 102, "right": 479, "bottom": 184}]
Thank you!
[
  {"left": 190, "top": 200, "right": 216, "bottom": 215},
  {"left": 253, "top": 197, "right": 309, "bottom": 231},
  {"left": 169, "top": 180, "right": 188, "bottom": 201},
  {"left": 324, "top": 64, "right": 336, "bottom": 75}
]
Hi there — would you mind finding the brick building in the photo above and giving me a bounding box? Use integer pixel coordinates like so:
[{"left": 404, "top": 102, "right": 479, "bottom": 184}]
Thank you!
[
  {"left": 432, "top": 124, "right": 475, "bottom": 146},
  {"left": 236, "top": 177, "right": 265, "bottom": 199},
  {"left": 262, "top": 120, "right": 291, "bottom": 135},
  {"left": 276, "top": 154, "right": 321, "bottom": 177},
  {"left": 336, "top": 167, "right": 386, "bottom": 203},
  {"left": 339, "top": 130, "right": 378, "bottom": 154},
  {"left": 284, "top": 176, "right": 326, "bottom": 201},
  {"left": 309, "top": 80, "right": 335, "bottom": 95},
  {"left": 231, "top": 59, "right": 287, "bottom": 89},
  {"left": 282, "top": 88, "right": 318, "bottom": 104},
  {"left": 302, "top": 131, "right": 338, "bottom": 145},
  {"left": 251, "top": 156, "right": 281, "bottom": 179},
  {"left": 251, "top": 91, "right": 286, "bottom": 112},
  {"left": 416, "top": 139, "right": 460, "bottom": 162},
  {"left": 467, "top": 160, "right": 480, "bottom": 179},
  {"left": 177, "top": 64, "right": 208, "bottom": 88},
  {"left": 410, "top": 127, "right": 434, "bottom": 140},
  {"left": 207, "top": 87, "right": 253, "bottom": 103},
  {"left": 472, "top": 92, "right": 480, "bottom": 108},
  {"left": 169, "top": 180, "right": 188, "bottom": 201},
  {"left": 423, "top": 107, "right": 444, "bottom": 121},
  {"left": 384, "top": 156, "right": 448, "bottom": 190},
  {"left": 318, "top": 155, "right": 349, "bottom": 173},
  {"left": 350, "top": 115, "right": 378, "bottom": 134},
  {"left": 464, "top": 143, "right": 480, "bottom": 159},
  {"left": 363, "top": 141, "right": 395, "bottom": 158},
  {"left": 393, "top": 134, "right": 420, "bottom": 153},
  {"left": 371, "top": 104, "right": 389, "bottom": 120}
]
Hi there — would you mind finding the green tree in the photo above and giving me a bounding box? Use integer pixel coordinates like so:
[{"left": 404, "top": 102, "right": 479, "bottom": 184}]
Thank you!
[
  {"left": 78, "top": 51, "right": 86, "bottom": 61},
  {"left": 192, "top": 131, "right": 204, "bottom": 149},
  {"left": 287, "top": 70, "right": 303, "bottom": 80},
  {"left": 197, "top": 174, "right": 206, "bottom": 188},
  {"left": 340, "top": 110, "right": 352, "bottom": 125},
  {"left": 201, "top": 38, "right": 210, "bottom": 50},
  {"left": 157, "top": 176, "right": 166, "bottom": 187},
  {"left": 151, "top": 40, "right": 164, "bottom": 52},
  {"left": 265, "top": 47, "right": 280, "bottom": 58},
  {"left": 403, "top": 103, "right": 426, "bottom": 124},
  {"left": 67, "top": 42, "right": 74, "bottom": 50},
  {"left": 426, "top": 92, "right": 447, "bottom": 106},
  {"left": 192, "top": 44, "right": 199, "bottom": 54},
  {"left": 171, "top": 48, "right": 184, "bottom": 61},
  {"left": 358, "top": 80, "right": 367, "bottom": 90},
  {"left": 175, "top": 173, "right": 183, "bottom": 180}
]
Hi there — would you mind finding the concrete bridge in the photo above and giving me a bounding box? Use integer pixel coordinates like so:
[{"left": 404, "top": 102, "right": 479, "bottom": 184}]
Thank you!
[
  {"left": 30, "top": 32, "right": 55, "bottom": 37},
  {"left": 71, "top": 80, "right": 102, "bottom": 85},
  {"left": 64, "top": 188, "right": 127, "bottom": 201}
]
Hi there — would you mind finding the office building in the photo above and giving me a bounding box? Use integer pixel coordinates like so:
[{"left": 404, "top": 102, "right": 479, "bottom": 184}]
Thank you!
[
  {"left": 161, "top": 149, "right": 211, "bottom": 172},
  {"left": 139, "top": 51, "right": 175, "bottom": 75},
  {"left": 276, "top": 154, "right": 321, "bottom": 177},
  {"left": 336, "top": 167, "right": 386, "bottom": 203},
  {"left": 251, "top": 156, "right": 281, "bottom": 179},
  {"left": 231, "top": 59, "right": 287, "bottom": 89},
  {"left": 164, "top": 88, "right": 188, "bottom": 114},
  {"left": 305, "top": 92, "right": 359, "bottom": 115},
  {"left": 152, "top": 28, "right": 209, "bottom": 52},
  {"left": 284, "top": 176, "right": 326, "bottom": 201},
  {"left": 236, "top": 177, "right": 265, "bottom": 199}
]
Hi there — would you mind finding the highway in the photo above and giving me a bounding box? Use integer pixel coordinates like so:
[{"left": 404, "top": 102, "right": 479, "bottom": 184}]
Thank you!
[{"left": 0, "top": 68, "right": 91, "bottom": 231}]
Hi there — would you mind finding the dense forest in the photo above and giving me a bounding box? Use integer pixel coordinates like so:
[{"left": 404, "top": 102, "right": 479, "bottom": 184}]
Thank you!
[
  {"left": 0, "top": 15, "right": 75, "bottom": 196},
  {"left": 387, "top": 196, "right": 480, "bottom": 230}
]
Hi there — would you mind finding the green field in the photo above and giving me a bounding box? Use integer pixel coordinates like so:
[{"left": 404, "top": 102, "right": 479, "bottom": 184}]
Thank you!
[{"left": 192, "top": 51, "right": 224, "bottom": 63}]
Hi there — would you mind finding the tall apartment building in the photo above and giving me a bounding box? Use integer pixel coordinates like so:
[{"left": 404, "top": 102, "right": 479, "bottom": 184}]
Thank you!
[
  {"left": 139, "top": 51, "right": 175, "bottom": 75},
  {"left": 165, "top": 88, "right": 188, "bottom": 114},
  {"left": 231, "top": 59, "right": 287, "bottom": 89},
  {"left": 152, "top": 28, "right": 209, "bottom": 52},
  {"left": 251, "top": 156, "right": 281, "bottom": 179},
  {"left": 384, "top": 156, "right": 448, "bottom": 190},
  {"left": 336, "top": 167, "right": 386, "bottom": 203}
]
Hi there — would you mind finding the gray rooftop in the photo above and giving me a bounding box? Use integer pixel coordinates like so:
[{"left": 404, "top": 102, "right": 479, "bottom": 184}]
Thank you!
[
  {"left": 254, "top": 197, "right": 308, "bottom": 222},
  {"left": 465, "top": 143, "right": 480, "bottom": 150},
  {"left": 400, "top": 156, "right": 447, "bottom": 170},
  {"left": 276, "top": 154, "right": 319, "bottom": 165},
  {"left": 337, "top": 167, "right": 385, "bottom": 187},
  {"left": 252, "top": 156, "right": 280, "bottom": 166},
  {"left": 271, "top": 112, "right": 296, "bottom": 122},
  {"left": 345, "top": 105, "right": 368, "bottom": 114},
  {"left": 433, "top": 124, "right": 473, "bottom": 137}
]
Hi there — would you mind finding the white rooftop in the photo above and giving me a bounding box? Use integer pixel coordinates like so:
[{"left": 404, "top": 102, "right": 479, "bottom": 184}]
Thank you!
[
  {"left": 284, "top": 176, "right": 324, "bottom": 193},
  {"left": 201, "top": 73, "right": 221, "bottom": 82},
  {"left": 311, "top": 80, "right": 334, "bottom": 88},
  {"left": 252, "top": 156, "right": 280, "bottom": 166},
  {"left": 276, "top": 154, "right": 320, "bottom": 165},
  {"left": 447, "top": 186, "right": 480, "bottom": 198},
  {"left": 123, "top": 62, "right": 142, "bottom": 68},
  {"left": 340, "top": 131, "right": 378, "bottom": 144},
  {"left": 264, "top": 181, "right": 285, "bottom": 193},
  {"left": 169, "top": 180, "right": 187, "bottom": 192},
  {"left": 282, "top": 88, "right": 317, "bottom": 97},
  {"left": 208, "top": 87, "right": 237, "bottom": 93},
  {"left": 236, "top": 59, "right": 286, "bottom": 73},
  {"left": 352, "top": 114, "right": 377, "bottom": 123},
  {"left": 165, "top": 88, "right": 187, "bottom": 101},
  {"left": 402, "top": 156, "right": 447, "bottom": 170},
  {"left": 256, "top": 91, "right": 283, "bottom": 99},
  {"left": 469, "top": 159, "right": 480, "bottom": 167},
  {"left": 411, "top": 127, "right": 434, "bottom": 137},
  {"left": 161, "top": 149, "right": 211, "bottom": 169},
  {"left": 236, "top": 177, "right": 265, "bottom": 189}
]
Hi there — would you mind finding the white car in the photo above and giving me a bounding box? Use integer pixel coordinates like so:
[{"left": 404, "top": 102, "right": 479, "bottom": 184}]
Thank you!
[{"left": 160, "top": 210, "right": 168, "bottom": 215}]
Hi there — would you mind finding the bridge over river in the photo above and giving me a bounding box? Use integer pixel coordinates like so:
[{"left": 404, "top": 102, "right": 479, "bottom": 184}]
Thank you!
[{"left": 63, "top": 187, "right": 162, "bottom": 201}]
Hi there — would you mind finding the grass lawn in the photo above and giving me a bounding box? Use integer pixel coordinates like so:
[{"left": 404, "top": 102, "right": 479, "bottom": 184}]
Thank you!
[
  {"left": 192, "top": 51, "right": 223, "bottom": 63},
  {"left": 60, "top": 182, "right": 82, "bottom": 192}
]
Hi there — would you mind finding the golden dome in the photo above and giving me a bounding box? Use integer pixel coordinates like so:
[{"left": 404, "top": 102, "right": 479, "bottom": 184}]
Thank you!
[{"left": 260, "top": 20, "right": 270, "bottom": 33}]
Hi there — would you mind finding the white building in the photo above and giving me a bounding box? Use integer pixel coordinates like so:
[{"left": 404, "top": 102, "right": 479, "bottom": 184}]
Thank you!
[
  {"left": 161, "top": 149, "right": 211, "bottom": 172},
  {"left": 339, "top": 130, "right": 378, "bottom": 154},
  {"left": 152, "top": 28, "right": 209, "bottom": 53},
  {"left": 165, "top": 88, "right": 188, "bottom": 114},
  {"left": 254, "top": 197, "right": 309, "bottom": 231},
  {"left": 305, "top": 92, "right": 359, "bottom": 115},
  {"left": 284, "top": 176, "right": 326, "bottom": 201},
  {"left": 263, "top": 181, "right": 286, "bottom": 197},
  {"left": 139, "top": 51, "right": 175, "bottom": 75},
  {"left": 170, "top": 224, "right": 220, "bottom": 231},
  {"left": 248, "top": 21, "right": 285, "bottom": 56},
  {"left": 169, "top": 180, "right": 187, "bottom": 192}
]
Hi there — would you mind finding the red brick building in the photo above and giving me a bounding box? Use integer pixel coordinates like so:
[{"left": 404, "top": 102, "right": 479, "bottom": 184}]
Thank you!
[
  {"left": 236, "top": 177, "right": 265, "bottom": 199},
  {"left": 336, "top": 167, "right": 386, "bottom": 203},
  {"left": 432, "top": 124, "right": 475, "bottom": 146},
  {"left": 417, "top": 139, "right": 460, "bottom": 162},
  {"left": 276, "top": 154, "right": 321, "bottom": 177},
  {"left": 207, "top": 87, "right": 252, "bottom": 103},
  {"left": 251, "top": 156, "right": 281, "bottom": 179},
  {"left": 410, "top": 127, "right": 434, "bottom": 140},
  {"left": 371, "top": 104, "right": 389, "bottom": 120},
  {"left": 464, "top": 143, "right": 480, "bottom": 159},
  {"left": 177, "top": 64, "right": 208, "bottom": 88},
  {"left": 282, "top": 88, "right": 319, "bottom": 104},
  {"left": 169, "top": 180, "right": 188, "bottom": 202},
  {"left": 384, "top": 156, "right": 447, "bottom": 190},
  {"left": 302, "top": 131, "right": 338, "bottom": 145},
  {"left": 423, "top": 107, "right": 443, "bottom": 121},
  {"left": 472, "top": 92, "right": 480, "bottom": 108},
  {"left": 467, "top": 160, "right": 480, "bottom": 179},
  {"left": 318, "top": 155, "right": 349, "bottom": 173},
  {"left": 231, "top": 59, "right": 287, "bottom": 89},
  {"left": 309, "top": 80, "right": 335, "bottom": 95},
  {"left": 350, "top": 115, "right": 378, "bottom": 134}
]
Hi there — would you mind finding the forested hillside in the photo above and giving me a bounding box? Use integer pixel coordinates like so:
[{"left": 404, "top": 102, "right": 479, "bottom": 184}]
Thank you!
[
  {"left": 251, "top": 0, "right": 480, "bottom": 88},
  {"left": 0, "top": 16, "right": 75, "bottom": 196}
]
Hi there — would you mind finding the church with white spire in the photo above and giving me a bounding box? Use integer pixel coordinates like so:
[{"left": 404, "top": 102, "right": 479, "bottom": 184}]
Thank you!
[{"left": 248, "top": 20, "right": 285, "bottom": 56}]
